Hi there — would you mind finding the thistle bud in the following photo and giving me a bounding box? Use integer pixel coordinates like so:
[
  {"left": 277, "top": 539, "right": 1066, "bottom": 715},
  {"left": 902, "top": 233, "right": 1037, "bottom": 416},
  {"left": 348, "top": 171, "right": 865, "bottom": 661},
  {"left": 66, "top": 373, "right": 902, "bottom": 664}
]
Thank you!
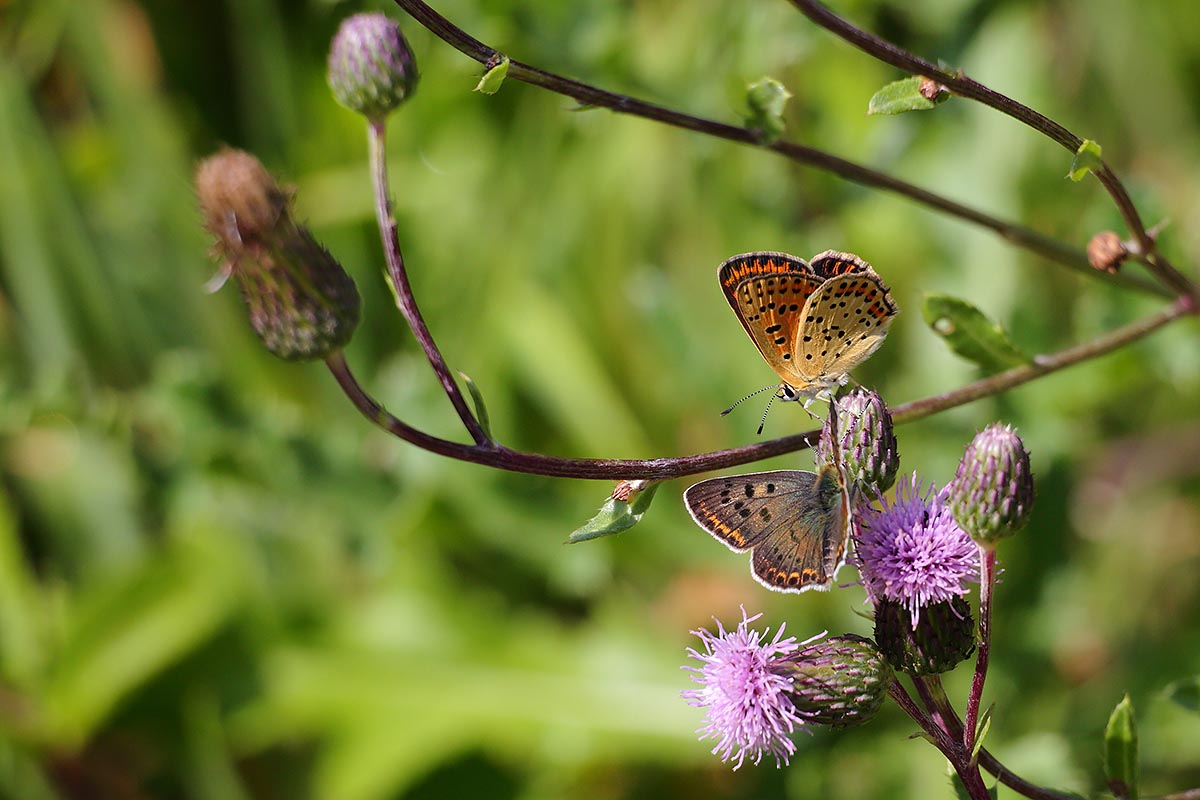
[
  {"left": 815, "top": 389, "right": 899, "bottom": 495},
  {"left": 873, "top": 597, "right": 975, "bottom": 676},
  {"left": 947, "top": 424, "right": 1035, "bottom": 545},
  {"left": 327, "top": 13, "right": 418, "bottom": 121},
  {"left": 196, "top": 148, "right": 361, "bottom": 361},
  {"left": 786, "top": 635, "right": 892, "bottom": 728}
]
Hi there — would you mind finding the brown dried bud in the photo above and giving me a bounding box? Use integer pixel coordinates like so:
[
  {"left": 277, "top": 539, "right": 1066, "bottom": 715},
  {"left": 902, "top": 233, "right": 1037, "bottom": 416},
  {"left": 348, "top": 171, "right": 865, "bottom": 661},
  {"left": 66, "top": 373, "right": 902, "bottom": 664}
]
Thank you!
[
  {"left": 918, "top": 77, "right": 949, "bottom": 101},
  {"left": 195, "top": 149, "right": 361, "bottom": 361},
  {"left": 1087, "top": 231, "right": 1128, "bottom": 274}
]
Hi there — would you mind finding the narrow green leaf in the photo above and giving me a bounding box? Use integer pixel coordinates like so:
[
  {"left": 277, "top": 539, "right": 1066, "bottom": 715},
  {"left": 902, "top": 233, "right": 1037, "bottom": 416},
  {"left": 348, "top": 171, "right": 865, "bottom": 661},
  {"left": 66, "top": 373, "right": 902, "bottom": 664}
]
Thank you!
[
  {"left": 1104, "top": 694, "right": 1138, "bottom": 800},
  {"left": 868, "top": 76, "right": 948, "bottom": 116},
  {"left": 458, "top": 371, "right": 493, "bottom": 441},
  {"left": 744, "top": 77, "right": 792, "bottom": 143},
  {"left": 922, "top": 294, "right": 1032, "bottom": 373},
  {"left": 474, "top": 55, "right": 510, "bottom": 95},
  {"left": 567, "top": 481, "right": 660, "bottom": 543},
  {"left": 1068, "top": 139, "right": 1103, "bottom": 182},
  {"left": 971, "top": 703, "right": 994, "bottom": 762},
  {"left": 1165, "top": 676, "right": 1200, "bottom": 713}
]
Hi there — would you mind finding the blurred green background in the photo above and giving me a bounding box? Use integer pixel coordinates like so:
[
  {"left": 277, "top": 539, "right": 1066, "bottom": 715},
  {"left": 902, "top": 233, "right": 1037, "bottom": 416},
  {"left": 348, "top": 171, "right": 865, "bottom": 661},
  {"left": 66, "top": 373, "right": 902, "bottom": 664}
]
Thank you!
[{"left": 2, "top": 0, "right": 1199, "bottom": 797}]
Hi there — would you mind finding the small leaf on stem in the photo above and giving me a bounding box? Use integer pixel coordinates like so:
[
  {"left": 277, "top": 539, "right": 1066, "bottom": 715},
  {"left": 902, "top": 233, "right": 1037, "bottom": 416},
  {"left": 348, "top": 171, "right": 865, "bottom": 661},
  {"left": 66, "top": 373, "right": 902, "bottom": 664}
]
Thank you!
[
  {"left": 568, "top": 481, "right": 660, "bottom": 543},
  {"left": 970, "top": 703, "right": 994, "bottom": 762},
  {"left": 457, "top": 371, "right": 493, "bottom": 441},
  {"left": 868, "top": 76, "right": 949, "bottom": 115},
  {"left": 745, "top": 77, "right": 792, "bottom": 143},
  {"left": 922, "top": 294, "right": 1032, "bottom": 373},
  {"left": 1068, "top": 139, "right": 1103, "bottom": 182},
  {"left": 1165, "top": 676, "right": 1200, "bottom": 713},
  {"left": 1104, "top": 694, "right": 1138, "bottom": 800},
  {"left": 475, "top": 55, "right": 510, "bottom": 95}
]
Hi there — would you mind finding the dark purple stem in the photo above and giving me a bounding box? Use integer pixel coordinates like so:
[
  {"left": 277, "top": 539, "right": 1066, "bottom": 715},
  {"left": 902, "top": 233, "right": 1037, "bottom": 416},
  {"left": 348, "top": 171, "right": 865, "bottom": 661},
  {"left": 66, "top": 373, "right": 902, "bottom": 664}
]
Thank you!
[
  {"left": 964, "top": 547, "right": 998, "bottom": 754},
  {"left": 787, "top": 0, "right": 1196, "bottom": 301},
  {"left": 327, "top": 298, "right": 1189, "bottom": 480},
  {"left": 387, "top": 0, "right": 1167, "bottom": 298},
  {"left": 888, "top": 680, "right": 990, "bottom": 800},
  {"left": 368, "top": 119, "right": 490, "bottom": 445}
]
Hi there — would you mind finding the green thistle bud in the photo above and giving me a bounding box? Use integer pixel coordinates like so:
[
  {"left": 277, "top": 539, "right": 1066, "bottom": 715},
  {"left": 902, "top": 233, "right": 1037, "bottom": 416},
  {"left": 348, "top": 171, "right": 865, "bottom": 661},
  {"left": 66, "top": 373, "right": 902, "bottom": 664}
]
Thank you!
[
  {"left": 816, "top": 389, "right": 899, "bottom": 495},
  {"left": 873, "top": 597, "right": 975, "bottom": 676},
  {"left": 948, "top": 424, "right": 1035, "bottom": 545},
  {"left": 786, "top": 635, "right": 893, "bottom": 728},
  {"left": 327, "top": 13, "right": 418, "bottom": 121},
  {"left": 195, "top": 148, "right": 361, "bottom": 361}
]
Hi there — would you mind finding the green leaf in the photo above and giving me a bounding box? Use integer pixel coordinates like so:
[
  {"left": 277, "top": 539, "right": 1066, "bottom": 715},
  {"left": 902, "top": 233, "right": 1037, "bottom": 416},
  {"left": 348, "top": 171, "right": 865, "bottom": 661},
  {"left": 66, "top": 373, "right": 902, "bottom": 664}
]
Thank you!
[
  {"left": 971, "top": 703, "right": 994, "bottom": 762},
  {"left": 922, "top": 294, "right": 1032, "bottom": 373},
  {"left": 567, "top": 481, "right": 660, "bottom": 543},
  {"left": 744, "top": 77, "right": 792, "bottom": 144},
  {"left": 474, "top": 55, "right": 510, "bottom": 95},
  {"left": 868, "top": 76, "right": 949, "bottom": 115},
  {"left": 1104, "top": 694, "right": 1138, "bottom": 800},
  {"left": 1165, "top": 676, "right": 1200, "bottom": 713},
  {"left": 1068, "top": 139, "right": 1103, "bottom": 181},
  {"left": 458, "top": 371, "right": 493, "bottom": 441}
]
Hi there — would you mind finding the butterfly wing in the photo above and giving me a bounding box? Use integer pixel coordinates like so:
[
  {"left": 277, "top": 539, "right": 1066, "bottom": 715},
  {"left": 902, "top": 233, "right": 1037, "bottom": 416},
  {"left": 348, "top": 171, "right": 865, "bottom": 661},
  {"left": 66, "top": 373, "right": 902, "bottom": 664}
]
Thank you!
[
  {"left": 717, "top": 252, "right": 822, "bottom": 387},
  {"left": 808, "top": 250, "right": 876, "bottom": 280},
  {"left": 684, "top": 467, "right": 851, "bottom": 593},
  {"left": 794, "top": 268, "right": 898, "bottom": 384}
]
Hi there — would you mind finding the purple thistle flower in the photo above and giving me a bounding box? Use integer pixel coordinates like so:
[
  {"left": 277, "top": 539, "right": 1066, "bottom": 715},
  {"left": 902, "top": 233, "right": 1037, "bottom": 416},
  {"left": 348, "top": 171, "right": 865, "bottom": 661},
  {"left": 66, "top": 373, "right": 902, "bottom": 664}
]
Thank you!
[
  {"left": 681, "top": 609, "right": 821, "bottom": 769},
  {"left": 856, "top": 474, "right": 980, "bottom": 627}
]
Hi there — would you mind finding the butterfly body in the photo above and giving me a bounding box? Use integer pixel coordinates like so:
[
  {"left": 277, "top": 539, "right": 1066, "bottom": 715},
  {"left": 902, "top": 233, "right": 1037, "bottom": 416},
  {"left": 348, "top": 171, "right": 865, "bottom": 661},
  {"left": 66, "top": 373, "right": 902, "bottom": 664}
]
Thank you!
[
  {"left": 684, "top": 465, "right": 852, "bottom": 592},
  {"left": 718, "top": 250, "right": 898, "bottom": 409}
]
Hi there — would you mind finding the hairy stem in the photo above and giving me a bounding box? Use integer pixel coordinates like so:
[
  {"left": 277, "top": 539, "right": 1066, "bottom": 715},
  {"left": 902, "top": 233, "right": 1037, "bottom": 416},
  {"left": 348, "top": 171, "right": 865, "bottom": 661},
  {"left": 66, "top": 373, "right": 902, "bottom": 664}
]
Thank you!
[
  {"left": 368, "top": 119, "right": 490, "bottom": 445},
  {"left": 964, "top": 548, "right": 997, "bottom": 755},
  {"left": 787, "top": 0, "right": 1195, "bottom": 300},
  {"left": 388, "top": 0, "right": 1167, "bottom": 298},
  {"left": 328, "top": 297, "right": 1189, "bottom": 480}
]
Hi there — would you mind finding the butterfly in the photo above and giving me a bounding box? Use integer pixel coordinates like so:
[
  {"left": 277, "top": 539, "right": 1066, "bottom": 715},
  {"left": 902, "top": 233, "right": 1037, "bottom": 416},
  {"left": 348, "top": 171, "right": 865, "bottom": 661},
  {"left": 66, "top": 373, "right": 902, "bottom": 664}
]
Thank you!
[
  {"left": 684, "top": 401, "right": 855, "bottom": 593},
  {"left": 683, "top": 458, "right": 852, "bottom": 593},
  {"left": 718, "top": 250, "right": 898, "bottom": 412}
]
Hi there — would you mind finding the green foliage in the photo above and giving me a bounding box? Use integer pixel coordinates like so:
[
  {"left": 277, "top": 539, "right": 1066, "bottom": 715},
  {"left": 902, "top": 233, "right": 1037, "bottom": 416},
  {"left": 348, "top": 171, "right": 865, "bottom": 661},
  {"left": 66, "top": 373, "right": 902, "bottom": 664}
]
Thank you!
[
  {"left": 0, "top": 1, "right": 1198, "bottom": 798},
  {"left": 458, "top": 370, "right": 493, "bottom": 440},
  {"left": 1068, "top": 139, "right": 1104, "bottom": 181},
  {"left": 474, "top": 55, "right": 511, "bottom": 95},
  {"left": 1104, "top": 695, "right": 1138, "bottom": 799},
  {"left": 867, "top": 76, "right": 949, "bottom": 115},
  {"left": 744, "top": 76, "right": 792, "bottom": 143},
  {"left": 569, "top": 481, "right": 661, "bottom": 542},
  {"left": 922, "top": 294, "right": 1032, "bottom": 372},
  {"left": 1164, "top": 677, "right": 1200, "bottom": 713}
]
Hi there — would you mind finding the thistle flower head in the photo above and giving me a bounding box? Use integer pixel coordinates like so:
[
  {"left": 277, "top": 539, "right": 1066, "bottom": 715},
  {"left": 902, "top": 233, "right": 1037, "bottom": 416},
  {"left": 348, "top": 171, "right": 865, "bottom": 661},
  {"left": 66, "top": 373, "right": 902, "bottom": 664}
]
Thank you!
[
  {"left": 873, "top": 597, "right": 975, "bottom": 675},
  {"left": 327, "top": 13, "right": 418, "bottom": 121},
  {"left": 788, "top": 635, "right": 892, "bottom": 727},
  {"left": 856, "top": 475, "right": 980, "bottom": 627},
  {"left": 682, "top": 609, "right": 818, "bottom": 769},
  {"left": 815, "top": 389, "right": 899, "bottom": 495},
  {"left": 947, "top": 424, "right": 1035, "bottom": 546}
]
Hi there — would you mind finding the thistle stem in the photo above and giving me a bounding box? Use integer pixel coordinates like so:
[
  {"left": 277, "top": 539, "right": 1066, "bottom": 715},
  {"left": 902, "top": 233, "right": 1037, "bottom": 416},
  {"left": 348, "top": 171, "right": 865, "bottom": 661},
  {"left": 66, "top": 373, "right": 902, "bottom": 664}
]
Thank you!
[
  {"left": 964, "top": 548, "right": 998, "bottom": 754},
  {"left": 367, "top": 118, "right": 490, "bottom": 445}
]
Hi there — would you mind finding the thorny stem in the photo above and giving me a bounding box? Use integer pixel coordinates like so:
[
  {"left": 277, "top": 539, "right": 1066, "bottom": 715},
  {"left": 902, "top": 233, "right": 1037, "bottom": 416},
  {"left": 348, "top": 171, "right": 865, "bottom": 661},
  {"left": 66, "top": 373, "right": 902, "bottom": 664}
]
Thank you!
[
  {"left": 328, "top": 297, "right": 1188, "bottom": 480},
  {"left": 787, "top": 0, "right": 1196, "bottom": 301},
  {"left": 368, "top": 119, "right": 490, "bottom": 445},
  {"left": 964, "top": 548, "right": 998, "bottom": 755},
  {"left": 388, "top": 0, "right": 1167, "bottom": 298}
]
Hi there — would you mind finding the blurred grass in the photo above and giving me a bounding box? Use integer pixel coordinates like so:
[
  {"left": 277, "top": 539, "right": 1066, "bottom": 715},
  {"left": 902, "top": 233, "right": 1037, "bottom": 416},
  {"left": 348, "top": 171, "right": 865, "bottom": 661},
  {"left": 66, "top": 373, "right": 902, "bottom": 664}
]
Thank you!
[{"left": 1, "top": 0, "right": 1198, "bottom": 798}]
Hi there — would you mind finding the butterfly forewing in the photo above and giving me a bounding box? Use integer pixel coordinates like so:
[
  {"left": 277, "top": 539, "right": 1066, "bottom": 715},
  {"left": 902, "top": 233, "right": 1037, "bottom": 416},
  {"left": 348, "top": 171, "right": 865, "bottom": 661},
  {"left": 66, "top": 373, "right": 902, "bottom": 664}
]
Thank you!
[
  {"left": 684, "top": 466, "right": 851, "bottom": 592},
  {"left": 717, "top": 252, "right": 822, "bottom": 387}
]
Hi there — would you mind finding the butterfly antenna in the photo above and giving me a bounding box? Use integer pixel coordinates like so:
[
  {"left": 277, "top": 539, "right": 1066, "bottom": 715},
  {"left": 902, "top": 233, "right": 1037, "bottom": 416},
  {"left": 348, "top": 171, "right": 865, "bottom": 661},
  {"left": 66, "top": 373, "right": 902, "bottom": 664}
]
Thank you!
[
  {"left": 720, "top": 384, "right": 776, "bottom": 417},
  {"left": 756, "top": 392, "right": 779, "bottom": 436}
]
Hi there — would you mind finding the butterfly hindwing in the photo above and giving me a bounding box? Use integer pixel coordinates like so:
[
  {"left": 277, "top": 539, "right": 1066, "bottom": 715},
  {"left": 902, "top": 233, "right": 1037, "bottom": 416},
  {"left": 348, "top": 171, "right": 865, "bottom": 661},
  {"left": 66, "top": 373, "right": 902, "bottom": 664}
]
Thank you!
[{"left": 684, "top": 466, "right": 850, "bottom": 593}]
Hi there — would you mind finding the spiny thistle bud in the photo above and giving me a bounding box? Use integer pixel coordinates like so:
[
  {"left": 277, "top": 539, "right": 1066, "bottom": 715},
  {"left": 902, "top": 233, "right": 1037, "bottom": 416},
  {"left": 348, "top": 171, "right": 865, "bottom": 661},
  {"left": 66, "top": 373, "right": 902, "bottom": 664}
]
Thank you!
[
  {"left": 195, "top": 148, "right": 361, "bottom": 361},
  {"left": 786, "top": 635, "right": 892, "bottom": 728},
  {"left": 815, "top": 389, "right": 898, "bottom": 495},
  {"left": 327, "top": 13, "right": 418, "bottom": 121},
  {"left": 948, "top": 424, "right": 1035, "bottom": 545},
  {"left": 874, "top": 597, "right": 975, "bottom": 676}
]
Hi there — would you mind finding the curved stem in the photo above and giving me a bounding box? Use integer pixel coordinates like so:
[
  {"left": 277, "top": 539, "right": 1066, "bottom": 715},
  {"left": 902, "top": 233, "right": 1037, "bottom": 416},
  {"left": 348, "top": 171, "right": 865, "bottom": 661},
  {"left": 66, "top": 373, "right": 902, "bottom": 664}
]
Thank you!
[
  {"left": 368, "top": 119, "right": 490, "bottom": 445},
  {"left": 888, "top": 681, "right": 989, "bottom": 800},
  {"left": 964, "top": 548, "right": 997, "bottom": 755},
  {"left": 388, "top": 0, "right": 1167, "bottom": 298},
  {"left": 787, "top": 0, "right": 1195, "bottom": 301},
  {"left": 329, "top": 297, "right": 1191, "bottom": 480}
]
